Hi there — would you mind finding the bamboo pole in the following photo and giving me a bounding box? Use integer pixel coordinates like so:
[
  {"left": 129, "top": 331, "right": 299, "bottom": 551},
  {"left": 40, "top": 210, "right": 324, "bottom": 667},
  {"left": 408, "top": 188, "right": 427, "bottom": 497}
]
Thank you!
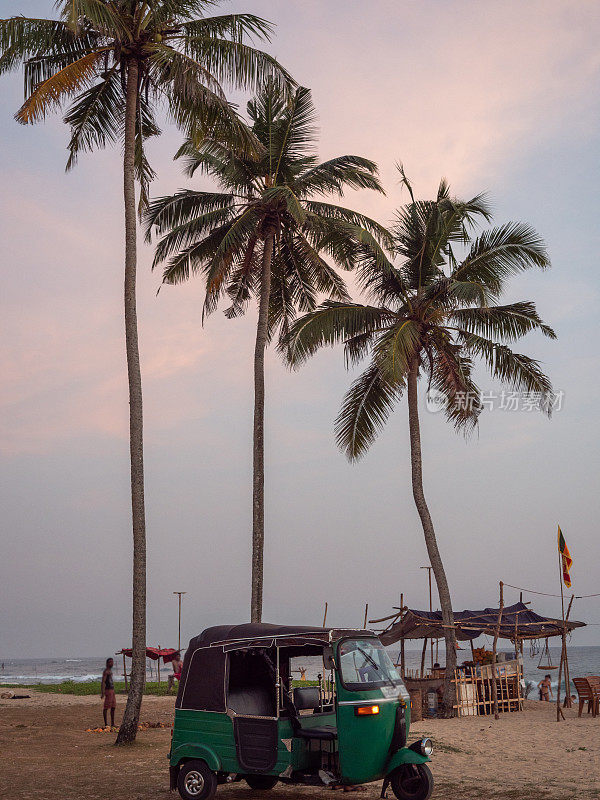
[
  {"left": 363, "top": 603, "right": 369, "bottom": 629},
  {"left": 400, "top": 593, "right": 405, "bottom": 677},
  {"left": 564, "top": 594, "right": 574, "bottom": 708},
  {"left": 556, "top": 595, "right": 574, "bottom": 721},
  {"left": 322, "top": 602, "right": 328, "bottom": 627},
  {"left": 492, "top": 581, "right": 504, "bottom": 720}
]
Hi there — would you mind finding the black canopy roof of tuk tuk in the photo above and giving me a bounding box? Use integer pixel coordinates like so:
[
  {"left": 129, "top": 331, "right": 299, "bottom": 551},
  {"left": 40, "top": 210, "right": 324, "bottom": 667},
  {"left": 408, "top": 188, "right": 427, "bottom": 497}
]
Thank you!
[
  {"left": 190, "top": 623, "right": 374, "bottom": 649},
  {"left": 176, "top": 623, "right": 374, "bottom": 712},
  {"left": 378, "top": 602, "right": 585, "bottom": 644}
]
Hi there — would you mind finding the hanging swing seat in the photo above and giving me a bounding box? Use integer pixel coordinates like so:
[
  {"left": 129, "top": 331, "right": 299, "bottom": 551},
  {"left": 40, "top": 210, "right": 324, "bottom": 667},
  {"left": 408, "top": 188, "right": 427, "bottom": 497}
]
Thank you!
[{"left": 537, "top": 639, "right": 558, "bottom": 670}]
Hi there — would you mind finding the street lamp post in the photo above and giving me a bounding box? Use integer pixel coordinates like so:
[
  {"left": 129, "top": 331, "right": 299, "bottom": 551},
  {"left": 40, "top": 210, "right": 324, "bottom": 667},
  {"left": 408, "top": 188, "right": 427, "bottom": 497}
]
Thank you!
[{"left": 173, "top": 591, "right": 186, "bottom": 651}]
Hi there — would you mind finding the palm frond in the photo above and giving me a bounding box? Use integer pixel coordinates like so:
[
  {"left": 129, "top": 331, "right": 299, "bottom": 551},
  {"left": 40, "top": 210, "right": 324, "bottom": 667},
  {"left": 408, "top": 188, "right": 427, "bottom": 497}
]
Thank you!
[
  {"left": 272, "top": 86, "right": 317, "bottom": 180},
  {"left": 454, "top": 222, "right": 550, "bottom": 293},
  {"left": 372, "top": 319, "right": 421, "bottom": 381},
  {"left": 224, "top": 234, "right": 259, "bottom": 318},
  {"left": 152, "top": 206, "right": 236, "bottom": 266},
  {"left": 282, "top": 301, "right": 395, "bottom": 369},
  {"left": 459, "top": 331, "right": 554, "bottom": 400},
  {"left": 284, "top": 234, "right": 350, "bottom": 303},
  {"left": 15, "top": 48, "right": 106, "bottom": 124},
  {"left": 201, "top": 206, "right": 261, "bottom": 314},
  {"left": 58, "top": 0, "right": 130, "bottom": 38},
  {"left": 0, "top": 16, "right": 92, "bottom": 77},
  {"left": 64, "top": 64, "right": 122, "bottom": 168},
  {"left": 295, "top": 155, "right": 384, "bottom": 197},
  {"left": 429, "top": 335, "right": 481, "bottom": 431},
  {"left": 179, "top": 14, "right": 275, "bottom": 42},
  {"left": 174, "top": 138, "right": 259, "bottom": 190},
  {"left": 145, "top": 189, "right": 236, "bottom": 240},
  {"left": 304, "top": 201, "right": 394, "bottom": 249},
  {"left": 335, "top": 361, "right": 404, "bottom": 461},
  {"left": 451, "top": 302, "right": 556, "bottom": 342},
  {"left": 183, "top": 35, "right": 293, "bottom": 94},
  {"left": 161, "top": 222, "right": 235, "bottom": 286}
]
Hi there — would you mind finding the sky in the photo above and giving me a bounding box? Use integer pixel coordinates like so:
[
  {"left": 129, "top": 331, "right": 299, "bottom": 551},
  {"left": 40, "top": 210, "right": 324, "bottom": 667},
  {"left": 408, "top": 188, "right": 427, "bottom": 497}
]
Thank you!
[{"left": 1, "top": 0, "right": 599, "bottom": 658}]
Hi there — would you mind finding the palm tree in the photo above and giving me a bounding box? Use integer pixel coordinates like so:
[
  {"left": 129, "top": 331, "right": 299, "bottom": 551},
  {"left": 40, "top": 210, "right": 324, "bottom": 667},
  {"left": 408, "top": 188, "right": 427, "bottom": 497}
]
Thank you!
[
  {"left": 0, "top": 0, "right": 291, "bottom": 744},
  {"left": 146, "top": 82, "right": 390, "bottom": 623},
  {"left": 283, "top": 170, "right": 556, "bottom": 712}
]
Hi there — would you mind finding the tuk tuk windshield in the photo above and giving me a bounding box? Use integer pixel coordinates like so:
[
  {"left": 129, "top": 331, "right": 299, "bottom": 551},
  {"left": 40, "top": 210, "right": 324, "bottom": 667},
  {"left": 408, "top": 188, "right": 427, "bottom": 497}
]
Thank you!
[{"left": 338, "top": 638, "right": 402, "bottom": 690}]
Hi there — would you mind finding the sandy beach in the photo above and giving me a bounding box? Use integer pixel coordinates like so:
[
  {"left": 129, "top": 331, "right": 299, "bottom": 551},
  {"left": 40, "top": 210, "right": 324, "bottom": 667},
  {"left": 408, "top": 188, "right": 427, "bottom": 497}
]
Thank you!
[{"left": 1, "top": 691, "right": 599, "bottom": 799}]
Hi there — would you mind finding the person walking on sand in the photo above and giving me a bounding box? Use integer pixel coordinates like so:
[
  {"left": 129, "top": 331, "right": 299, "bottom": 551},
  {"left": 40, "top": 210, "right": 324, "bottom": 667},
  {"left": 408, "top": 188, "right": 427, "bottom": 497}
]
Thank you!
[
  {"left": 101, "top": 657, "right": 117, "bottom": 728},
  {"left": 538, "top": 674, "right": 553, "bottom": 702}
]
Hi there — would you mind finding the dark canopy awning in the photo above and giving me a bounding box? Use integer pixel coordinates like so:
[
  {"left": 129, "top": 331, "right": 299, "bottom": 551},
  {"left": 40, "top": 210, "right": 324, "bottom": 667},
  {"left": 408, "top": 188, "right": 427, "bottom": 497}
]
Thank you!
[{"left": 378, "top": 602, "right": 585, "bottom": 645}]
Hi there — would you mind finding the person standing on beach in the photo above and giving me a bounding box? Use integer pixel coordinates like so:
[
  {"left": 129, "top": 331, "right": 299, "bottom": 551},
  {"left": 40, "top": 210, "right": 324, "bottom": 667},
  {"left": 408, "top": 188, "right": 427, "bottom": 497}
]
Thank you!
[
  {"left": 168, "top": 652, "right": 183, "bottom": 691},
  {"left": 537, "top": 674, "right": 553, "bottom": 701},
  {"left": 101, "top": 658, "right": 117, "bottom": 728}
]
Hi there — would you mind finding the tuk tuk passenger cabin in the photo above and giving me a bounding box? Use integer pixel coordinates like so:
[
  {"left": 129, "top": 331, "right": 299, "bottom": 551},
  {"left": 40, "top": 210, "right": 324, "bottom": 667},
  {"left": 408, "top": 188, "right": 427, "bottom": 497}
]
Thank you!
[{"left": 170, "top": 623, "right": 433, "bottom": 800}]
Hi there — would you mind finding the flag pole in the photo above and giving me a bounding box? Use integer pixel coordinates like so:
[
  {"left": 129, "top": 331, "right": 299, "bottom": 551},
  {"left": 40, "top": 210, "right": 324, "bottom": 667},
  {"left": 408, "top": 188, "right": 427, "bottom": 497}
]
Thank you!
[
  {"left": 557, "top": 531, "right": 565, "bottom": 623},
  {"left": 556, "top": 527, "right": 568, "bottom": 713}
]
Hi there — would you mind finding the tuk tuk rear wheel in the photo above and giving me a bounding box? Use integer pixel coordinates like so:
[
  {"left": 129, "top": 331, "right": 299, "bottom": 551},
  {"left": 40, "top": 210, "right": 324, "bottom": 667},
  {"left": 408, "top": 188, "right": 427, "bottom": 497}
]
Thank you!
[
  {"left": 177, "top": 760, "right": 217, "bottom": 800},
  {"left": 389, "top": 764, "right": 433, "bottom": 800},
  {"left": 245, "top": 775, "right": 279, "bottom": 790}
]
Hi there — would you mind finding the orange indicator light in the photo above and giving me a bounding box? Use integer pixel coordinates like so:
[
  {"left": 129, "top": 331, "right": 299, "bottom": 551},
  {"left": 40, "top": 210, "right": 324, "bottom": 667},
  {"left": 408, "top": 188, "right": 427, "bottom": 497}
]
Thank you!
[{"left": 355, "top": 704, "right": 380, "bottom": 716}]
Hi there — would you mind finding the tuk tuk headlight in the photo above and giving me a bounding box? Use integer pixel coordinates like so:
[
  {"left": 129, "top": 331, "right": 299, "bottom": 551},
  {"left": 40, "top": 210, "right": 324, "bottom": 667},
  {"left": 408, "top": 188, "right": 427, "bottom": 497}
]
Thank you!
[{"left": 421, "top": 737, "right": 433, "bottom": 756}]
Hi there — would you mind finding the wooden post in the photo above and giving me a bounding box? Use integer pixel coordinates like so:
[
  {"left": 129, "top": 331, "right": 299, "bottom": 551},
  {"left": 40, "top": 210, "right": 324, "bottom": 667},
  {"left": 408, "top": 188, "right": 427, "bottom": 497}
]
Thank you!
[
  {"left": 556, "top": 640, "right": 566, "bottom": 721},
  {"left": 563, "top": 594, "right": 574, "bottom": 708},
  {"left": 492, "top": 581, "right": 504, "bottom": 720},
  {"left": 322, "top": 602, "right": 328, "bottom": 628},
  {"left": 400, "top": 593, "right": 405, "bottom": 677},
  {"left": 556, "top": 595, "right": 575, "bottom": 721},
  {"left": 420, "top": 638, "right": 428, "bottom": 676},
  {"left": 470, "top": 640, "right": 476, "bottom": 662},
  {"left": 363, "top": 603, "right": 369, "bottom": 630},
  {"left": 157, "top": 647, "right": 161, "bottom": 686},
  {"left": 122, "top": 653, "right": 129, "bottom": 692}
]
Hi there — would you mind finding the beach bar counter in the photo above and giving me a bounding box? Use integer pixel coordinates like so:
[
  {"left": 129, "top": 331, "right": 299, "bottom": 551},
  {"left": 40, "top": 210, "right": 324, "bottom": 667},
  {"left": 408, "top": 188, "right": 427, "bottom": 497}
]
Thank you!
[{"left": 376, "top": 601, "right": 585, "bottom": 718}]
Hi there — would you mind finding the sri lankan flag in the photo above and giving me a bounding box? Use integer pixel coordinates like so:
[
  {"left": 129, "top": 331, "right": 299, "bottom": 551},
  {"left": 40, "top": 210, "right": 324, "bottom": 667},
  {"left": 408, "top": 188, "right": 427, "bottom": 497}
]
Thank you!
[{"left": 558, "top": 526, "right": 573, "bottom": 587}]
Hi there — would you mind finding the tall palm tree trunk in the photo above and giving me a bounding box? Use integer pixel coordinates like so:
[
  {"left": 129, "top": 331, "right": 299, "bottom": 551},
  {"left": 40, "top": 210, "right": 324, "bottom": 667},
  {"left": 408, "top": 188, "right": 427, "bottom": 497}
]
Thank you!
[
  {"left": 407, "top": 358, "right": 457, "bottom": 715},
  {"left": 116, "top": 57, "right": 146, "bottom": 745},
  {"left": 251, "top": 233, "right": 274, "bottom": 623}
]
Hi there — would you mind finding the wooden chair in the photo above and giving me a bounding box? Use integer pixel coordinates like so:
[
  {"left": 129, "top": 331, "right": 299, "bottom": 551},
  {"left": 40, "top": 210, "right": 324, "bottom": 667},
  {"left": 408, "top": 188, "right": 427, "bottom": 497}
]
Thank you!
[
  {"left": 573, "top": 677, "right": 599, "bottom": 717},
  {"left": 588, "top": 677, "right": 600, "bottom": 716}
]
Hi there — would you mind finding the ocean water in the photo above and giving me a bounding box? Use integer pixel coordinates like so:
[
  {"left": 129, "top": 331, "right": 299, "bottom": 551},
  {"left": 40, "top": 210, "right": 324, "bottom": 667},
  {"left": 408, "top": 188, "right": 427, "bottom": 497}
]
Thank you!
[
  {"left": 0, "top": 656, "right": 168, "bottom": 685},
  {"left": 1, "top": 645, "right": 598, "bottom": 696}
]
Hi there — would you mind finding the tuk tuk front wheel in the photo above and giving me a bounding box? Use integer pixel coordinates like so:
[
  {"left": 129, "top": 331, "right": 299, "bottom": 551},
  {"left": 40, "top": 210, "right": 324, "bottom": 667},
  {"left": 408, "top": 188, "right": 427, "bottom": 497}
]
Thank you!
[
  {"left": 245, "top": 775, "right": 279, "bottom": 790},
  {"left": 389, "top": 764, "right": 433, "bottom": 800},
  {"left": 177, "top": 760, "right": 218, "bottom": 800}
]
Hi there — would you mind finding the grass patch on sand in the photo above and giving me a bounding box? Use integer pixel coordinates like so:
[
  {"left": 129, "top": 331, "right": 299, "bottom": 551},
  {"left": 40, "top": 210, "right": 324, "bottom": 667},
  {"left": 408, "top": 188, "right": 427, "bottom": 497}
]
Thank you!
[
  {"left": 2, "top": 681, "right": 175, "bottom": 696},
  {"left": 3, "top": 678, "right": 317, "bottom": 697}
]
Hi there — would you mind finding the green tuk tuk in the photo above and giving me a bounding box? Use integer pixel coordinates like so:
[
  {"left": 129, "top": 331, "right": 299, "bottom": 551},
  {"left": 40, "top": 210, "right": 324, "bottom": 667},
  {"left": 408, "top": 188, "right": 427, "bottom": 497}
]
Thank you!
[{"left": 169, "top": 623, "right": 433, "bottom": 800}]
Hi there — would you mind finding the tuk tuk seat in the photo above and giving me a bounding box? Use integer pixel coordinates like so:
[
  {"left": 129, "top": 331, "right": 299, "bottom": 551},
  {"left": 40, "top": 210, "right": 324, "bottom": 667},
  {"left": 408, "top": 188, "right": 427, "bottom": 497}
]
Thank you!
[
  {"left": 290, "top": 687, "right": 337, "bottom": 741},
  {"left": 295, "top": 725, "right": 337, "bottom": 741}
]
